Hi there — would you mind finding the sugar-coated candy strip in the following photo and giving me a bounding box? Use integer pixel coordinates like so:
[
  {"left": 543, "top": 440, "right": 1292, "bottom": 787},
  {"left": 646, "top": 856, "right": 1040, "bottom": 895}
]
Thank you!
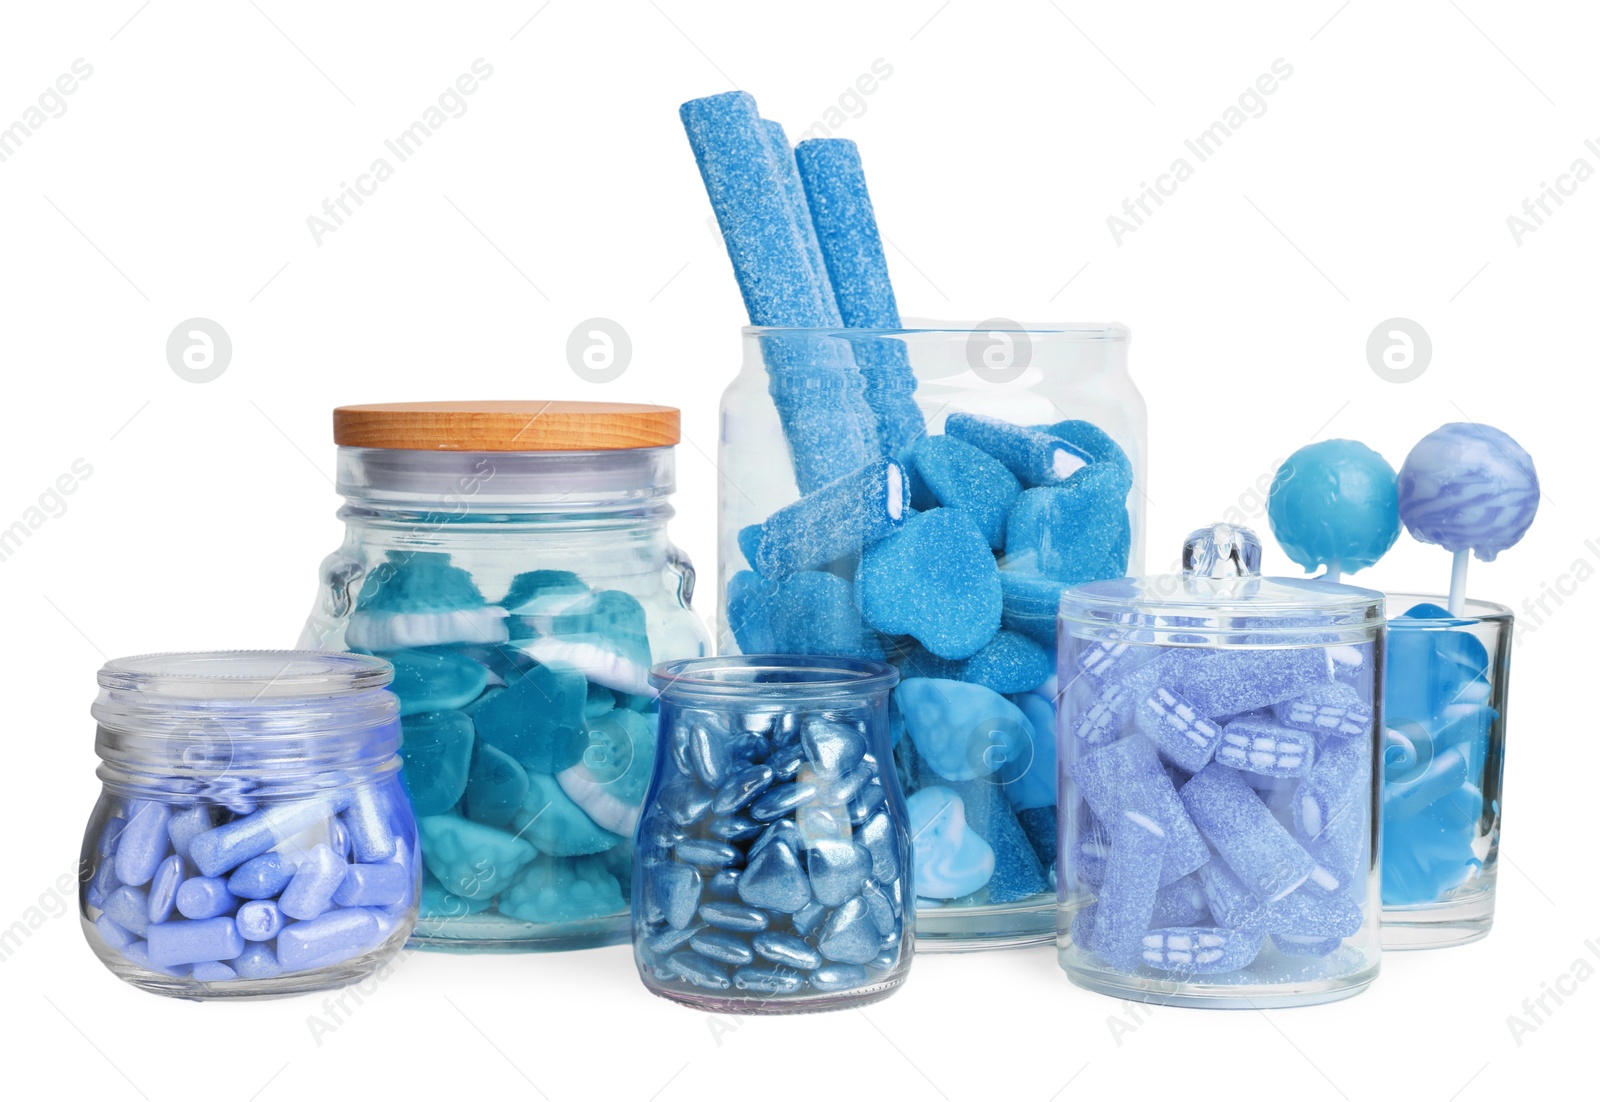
[
  {"left": 1272, "top": 932, "right": 1345, "bottom": 957},
  {"left": 147, "top": 917, "right": 245, "bottom": 968},
  {"left": 763, "top": 121, "right": 839, "bottom": 325},
  {"left": 1169, "top": 647, "right": 1334, "bottom": 718},
  {"left": 1215, "top": 717, "right": 1315, "bottom": 779},
  {"left": 1140, "top": 926, "right": 1263, "bottom": 974},
  {"left": 1180, "top": 764, "right": 1315, "bottom": 903},
  {"left": 945, "top": 412, "right": 1090, "bottom": 487},
  {"left": 277, "top": 908, "right": 382, "bottom": 971},
  {"left": 115, "top": 801, "right": 173, "bottom": 887},
  {"left": 1090, "top": 814, "right": 1169, "bottom": 968},
  {"left": 1138, "top": 688, "right": 1224, "bottom": 773},
  {"left": 1273, "top": 682, "right": 1372, "bottom": 742},
  {"left": 189, "top": 793, "right": 352, "bottom": 878},
  {"left": 1293, "top": 738, "right": 1368, "bottom": 839},
  {"left": 743, "top": 460, "right": 908, "bottom": 578},
  {"left": 1202, "top": 864, "right": 1361, "bottom": 938},
  {"left": 1068, "top": 736, "right": 1209, "bottom": 885}
]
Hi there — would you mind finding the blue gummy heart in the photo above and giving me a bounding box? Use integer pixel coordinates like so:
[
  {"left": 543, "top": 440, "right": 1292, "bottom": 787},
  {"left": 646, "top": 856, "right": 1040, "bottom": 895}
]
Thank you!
[
  {"left": 1002, "top": 464, "right": 1131, "bottom": 585},
  {"left": 399, "top": 711, "right": 475, "bottom": 816},
  {"left": 905, "top": 786, "right": 994, "bottom": 899},
  {"left": 461, "top": 741, "right": 529, "bottom": 827},
  {"left": 896, "top": 677, "right": 1034, "bottom": 783},
  {"left": 908, "top": 434, "right": 1021, "bottom": 549},
  {"left": 856, "top": 508, "right": 1001, "bottom": 660},
  {"left": 356, "top": 551, "right": 487, "bottom": 613},
  {"left": 387, "top": 649, "right": 491, "bottom": 716},
  {"left": 471, "top": 662, "right": 588, "bottom": 772}
]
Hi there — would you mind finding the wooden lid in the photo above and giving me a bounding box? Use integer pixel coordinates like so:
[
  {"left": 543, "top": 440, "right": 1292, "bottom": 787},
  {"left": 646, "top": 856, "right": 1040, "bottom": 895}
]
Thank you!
[{"left": 333, "top": 401, "right": 680, "bottom": 451}]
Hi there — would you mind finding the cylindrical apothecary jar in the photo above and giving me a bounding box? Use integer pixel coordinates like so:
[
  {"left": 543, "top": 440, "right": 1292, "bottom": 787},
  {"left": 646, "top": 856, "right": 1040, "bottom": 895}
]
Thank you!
[
  {"left": 300, "top": 402, "right": 710, "bottom": 951},
  {"left": 1058, "top": 524, "right": 1384, "bottom": 1008},
  {"left": 80, "top": 651, "right": 418, "bottom": 998},
  {"left": 633, "top": 656, "right": 912, "bottom": 1012},
  {"left": 1381, "top": 595, "right": 1512, "bottom": 949},
  {"left": 718, "top": 322, "right": 1145, "bottom": 950}
]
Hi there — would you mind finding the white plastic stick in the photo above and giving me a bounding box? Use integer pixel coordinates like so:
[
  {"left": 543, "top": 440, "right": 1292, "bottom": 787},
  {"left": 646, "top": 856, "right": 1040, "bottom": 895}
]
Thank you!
[{"left": 1448, "top": 549, "right": 1469, "bottom": 616}]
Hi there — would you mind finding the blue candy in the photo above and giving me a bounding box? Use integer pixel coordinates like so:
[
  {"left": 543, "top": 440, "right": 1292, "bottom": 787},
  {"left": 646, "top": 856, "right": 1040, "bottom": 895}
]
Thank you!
[
  {"left": 1002, "top": 467, "right": 1132, "bottom": 584},
  {"left": 763, "top": 121, "right": 839, "bottom": 324},
  {"left": 462, "top": 742, "right": 529, "bottom": 828},
  {"left": 1293, "top": 737, "right": 1368, "bottom": 839},
  {"left": 1034, "top": 420, "right": 1133, "bottom": 491},
  {"left": 896, "top": 677, "right": 1033, "bottom": 782},
  {"left": 176, "top": 877, "right": 239, "bottom": 920},
  {"left": 997, "top": 570, "right": 1069, "bottom": 646},
  {"left": 857, "top": 509, "right": 1002, "bottom": 659},
  {"left": 231, "top": 943, "right": 282, "bottom": 979},
  {"left": 740, "top": 570, "right": 884, "bottom": 659},
  {"left": 905, "top": 787, "right": 994, "bottom": 899},
  {"left": 189, "top": 794, "right": 350, "bottom": 879},
  {"left": 398, "top": 710, "right": 475, "bottom": 816},
  {"left": 907, "top": 435, "right": 1020, "bottom": 549},
  {"left": 356, "top": 551, "right": 486, "bottom": 614},
  {"left": 1137, "top": 687, "right": 1223, "bottom": 773},
  {"left": 115, "top": 801, "right": 172, "bottom": 887},
  {"left": 1089, "top": 813, "right": 1168, "bottom": 968},
  {"left": 227, "top": 852, "right": 296, "bottom": 900},
  {"left": 385, "top": 650, "right": 490, "bottom": 716},
  {"left": 744, "top": 461, "right": 908, "bottom": 578},
  {"left": 471, "top": 662, "right": 587, "bottom": 772},
  {"left": 166, "top": 805, "right": 214, "bottom": 862},
  {"left": 1397, "top": 422, "right": 1539, "bottom": 560},
  {"left": 1273, "top": 682, "right": 1373, "bottom": 742},
  {"left": 499, "top": 855, "right": 625, "bottom": 924},
  {"left": 147, "top": 855, "right": 185, "bottom": 924},
  {"left": 279, "top": 844, "right": 346, "bottom": 920},
  {"left": 1169, "top": 647, "right": 1333, "bottom": 718},
  {"left": 1140, "top": 926, "right": 1263, "bottom": 974},
  {"left": 738, "top": 838, "right": 812, "bottom": 913},
  {"left": 278, "top": 908, "right": 382, "bottom": 971},
  {"left": 1006, "top": 693, "right": 1060, "bottom": 811},
  {"left": 499, "top": 569, "right": 587, "bottom": 613},
  {"left": 1267, "top": 440, "right": 1400, "bottom": 574},
  {"left": 103, "top": 886, "right": 150, "bottom": 938},
  {"left": 947, "top": 781, "right": 1048, "bottom": 904},
  {"left": 332, "top": 863, "right": 411, "bottom": 908},
  {"left": 418, "top": 814, "right": 535, "bottom": 901},
  {"left": 946, "top": 412, "right": 1091, "bottom": 487},
  {"left": 148, "top": 917, "right": 245, "bottom": 968},
  {"left": 235, "top": 900, "right": 285, "bottom": 941},
  {"left": 516, "top": 773, "right": 622, "bottom": 856},
  {"left": 818, "top": 896, "right": 880, "bottom": 964}
]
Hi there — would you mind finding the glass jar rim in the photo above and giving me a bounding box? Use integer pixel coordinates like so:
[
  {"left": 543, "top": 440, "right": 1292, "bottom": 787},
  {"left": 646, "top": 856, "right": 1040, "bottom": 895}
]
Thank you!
[
  {"left": 97, "top": 650, "right": 393, "bottom": 700},
  {"left": 650, "top": 655, "right": 899, "bottom": 698},
  {"left": 1384, "top": 592, "right": 1513, "bottom": 626},
  {"left": 745, "top": 319, "right": 1129, "bottom": 341}
]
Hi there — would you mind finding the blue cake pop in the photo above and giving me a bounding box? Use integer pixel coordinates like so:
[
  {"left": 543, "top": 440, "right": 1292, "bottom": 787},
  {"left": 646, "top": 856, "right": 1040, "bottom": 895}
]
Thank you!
[
  {"left": 1397, "top": 423, "right": 1539, "bottom": 563},
  {"left": 1267, "top": 440, "right": 1399, "bottom": 578}
]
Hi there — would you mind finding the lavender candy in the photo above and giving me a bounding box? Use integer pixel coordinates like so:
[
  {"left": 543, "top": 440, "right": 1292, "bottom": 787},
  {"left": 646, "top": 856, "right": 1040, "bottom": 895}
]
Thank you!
[
  {"left": 1273, "top": 682, "right": 1373, "bottom": 742},
  {"left": 235, "top": 900, "right": 285, "bottom": 942},
  {"left": 342, "top": 785, "right": 398, "bottom": 863},
  {"left": 1090, "top": 813, "right": 1169, "bottom": 968},
  {"left": 1169, "top": 647, "right": 1334, "bottom": 718},
  {"left": 147, "top": 917, "right": 245, "bottom": 968},
  {"left": 166, "top": 805, "right": 214, "bottom": 862},
  {"left": 1138, "top": 688, "right": 1224, "bottom": 773},
  {"left": 192, "top": 962, "right": 238, "bottom": 982},
  {"left": 188, "top": 793, "right": 352, "bottom": 878},
  {"left": 743, "top": 460, "right": 908, "bottom": 578},
  {"left": 279, "top": 844, "right": 348, "bottom": 920},
  {"left": 102, "top": 886, "right": 151, "bottom": 938},
  {"left": 332, "top": 862, "right": 411, "bottom": 908},
  {"left": 147, "top": 855, "right": 185, "bottom": 924},
  {"left": 227, "top": 852, "right": 297, "bottom": 899},
  {"left": 95, "top": 913, "right": 140, "bottom": 952},
  {"left": 1140, "top": 926, "right": 1263, "bottom": 974},
  {"left": 115, "top": 801, "right": 173, "bottom": 887},
  {"left": 1180, "top": 763, "right": 1316, "bottom": 903},
  {"left": 175, "top": 877, "right": 238, "bottom": 920},
  {"left": 946, "top": 412, "right": 1090, "bottom": 487},
  {"left": 231, "top": 943, "right": 282, "bottom": 979},
  {"left": 276, "top": 908, "right": 383, "bottom": 971},
  {"left": 1214, "top": 716, "right": 1315, "bottom": 779},
  {"left": 1068, "top": 736, "right": 1208, "bottom": 885}
]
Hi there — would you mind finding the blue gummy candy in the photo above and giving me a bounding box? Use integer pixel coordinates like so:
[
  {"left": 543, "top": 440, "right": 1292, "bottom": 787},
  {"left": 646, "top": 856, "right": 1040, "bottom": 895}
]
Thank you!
[
  {"left": 856, "top": 509, "right": 1002, "bottom": 660},
  {"left": 399, "top": 710, "right": 475, "bottom": 816},
  {"left": 957, "top": 631, "right": 1052, "bottom": 694},
  {"left": 1397, "top": 422, "right": 1539, "bottom": 561},
  {"left": 905, "top": 787, "right": 994, "bottom": 899},
  {"left": 1169, "top": 647, "right": 1333, "bottom": 718},
  {"left": 471, "top": 662, "right": 587, "bottom": 772},
  {"left": 499, "top": 854, "right": 624, "bottom": 924},
  {"left": 1089, "top": 813, "right": 1167, "bottom": 968},
  {"left": 1267, "top": 440, "right": 1400, "bottom": 574},
  {"left": 1137, "top": 687, "right": 1224, "bottom": 773},
  {"left": 764, "top": 121, "right": 839, "bottom": 324},
  {"left": 1140, "top": 925, "right": 1263, "bottom": 974},
  {"left": 1034, "top": 420, "right": 1133, "bottom": 490},
  {"left": 462, "top": 741, "right": 529, "bottom": 828},
  {"left": 946, "top": 412, "right": 1091, "bottom": 487},
  {"left": 896, "top": 677, "right": 1033, "bottom": 782},
  {"left": 1274, "top": 682, "right": 1373, "bottom": 742},
  {"left": 499, "top": 569, "right": 587, "bottom": 612},
  {"left": 908, "top": 435, "right": 1020, "bottom": 549},
  {"left": 356, "top": 551, "right": 487, "bottom": 614},
  {"left": 1003, "top": 466, "right": 1131, "bottom": 584},
  {"left": 1214, "top": 716, "right": 1315, "bottom": 779},
  {"left": 997, "top": 570, "right": 1070, "bottom": 646},
  {"left": 1005, "top": 693, "right": 1059, "bottom": 811},
  {"left": 419, "top": 814, "right": 535, "bottom": 900},
  {"left": 515, "top": 773, "right": 621, "bottom": 856},
  {"left": 948, "top": 779, "right": 1048, "bottom": 904},
  {"left": 386, "top": 650, "right": 490, "bottom": 716}
]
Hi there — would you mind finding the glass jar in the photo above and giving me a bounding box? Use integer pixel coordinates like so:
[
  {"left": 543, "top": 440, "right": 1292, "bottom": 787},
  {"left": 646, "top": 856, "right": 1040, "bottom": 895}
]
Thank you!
[
  {"left": 718, "top": 322, "right": 1145, "bottom": 950},
  {"left": 1057, "top": 524, "right": 1384, "bottom": 1007},
  {"left": 79, "top": 651, "right": 418, "bottom": 998},
  {"left": 300, "top": 402, "right": 710, "bottom": 951},
  {"left": 633, "top": 656, "right": 912, "bottom": 1012},
  {"left": 1380, "top": 594, "right": 1511, "bottom": 949}
]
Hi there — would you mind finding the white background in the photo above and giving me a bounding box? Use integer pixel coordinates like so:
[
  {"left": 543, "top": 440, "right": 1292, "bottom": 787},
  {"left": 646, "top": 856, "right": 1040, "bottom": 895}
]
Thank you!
[{"left": 1, "top": 2, "right": 1594, "bottom": 1099}]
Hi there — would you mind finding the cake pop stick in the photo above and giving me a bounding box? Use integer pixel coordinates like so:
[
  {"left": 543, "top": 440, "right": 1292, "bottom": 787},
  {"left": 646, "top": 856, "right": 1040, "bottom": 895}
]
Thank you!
[
  {"left": 1266, "top": 440, "right": 1399, "bottom": 583},
  {"left": 1397, "top": 423, "right": 1540, "bottom": 615}
]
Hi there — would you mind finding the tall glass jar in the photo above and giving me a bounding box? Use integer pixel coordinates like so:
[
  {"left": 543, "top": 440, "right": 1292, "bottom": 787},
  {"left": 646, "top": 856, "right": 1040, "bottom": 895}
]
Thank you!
[
  {"left": 79, "top": 651, "right": 418, "bottom": 998},
  {"left": 1057, "top": 524, "right": 1384, "bottom": 1008},
  {"left": 718, "top": 322, "right": 1145, "bottom": 949},
  {"left": 299, "top": 402, "right": 710, "bottom": 951},
  {"left": 1381, "top": 594, "right": 1512, "bottom": 949}
]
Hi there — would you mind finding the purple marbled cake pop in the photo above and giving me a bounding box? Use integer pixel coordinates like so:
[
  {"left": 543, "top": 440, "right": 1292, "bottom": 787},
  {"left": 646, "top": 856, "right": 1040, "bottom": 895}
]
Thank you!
[{"left": 1397, "top": 422, "right": 1539, "bottom": 562}]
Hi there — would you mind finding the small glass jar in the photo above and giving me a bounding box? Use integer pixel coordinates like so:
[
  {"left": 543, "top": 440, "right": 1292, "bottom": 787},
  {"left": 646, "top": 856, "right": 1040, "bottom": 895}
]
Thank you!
[
  {"left": 1057, "top": 524, "right": 1384, "bottom": 1008},
  {"left": 1380, "top": 594, "right": 1512, "bottom": 949},
  {"left": 300, "top": 402, "right": 709, "bottom": 951},
  {"left": 718, "top": 322, "right": 1146, "bottom": 950},
  {"left": 633, "top": 656, "right": 912, "bottom": 1013},
  {"left": 79, "top": 651, "right": 418, "bottom": 998}
]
